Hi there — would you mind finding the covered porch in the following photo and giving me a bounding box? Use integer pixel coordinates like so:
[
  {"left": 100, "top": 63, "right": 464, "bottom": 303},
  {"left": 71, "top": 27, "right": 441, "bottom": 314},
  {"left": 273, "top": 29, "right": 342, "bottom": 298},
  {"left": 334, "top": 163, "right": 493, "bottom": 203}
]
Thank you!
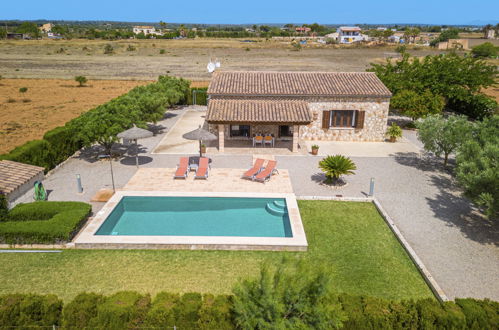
[{"left": 206, "top": 99, "right": 312, "bottom": 153}]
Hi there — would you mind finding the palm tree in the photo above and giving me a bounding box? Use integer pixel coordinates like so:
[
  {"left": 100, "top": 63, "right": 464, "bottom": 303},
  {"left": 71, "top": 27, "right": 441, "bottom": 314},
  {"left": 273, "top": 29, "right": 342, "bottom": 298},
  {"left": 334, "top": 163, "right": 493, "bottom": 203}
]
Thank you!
[{"left": 318, "top": 155, "right": 357, "bottom": 184}]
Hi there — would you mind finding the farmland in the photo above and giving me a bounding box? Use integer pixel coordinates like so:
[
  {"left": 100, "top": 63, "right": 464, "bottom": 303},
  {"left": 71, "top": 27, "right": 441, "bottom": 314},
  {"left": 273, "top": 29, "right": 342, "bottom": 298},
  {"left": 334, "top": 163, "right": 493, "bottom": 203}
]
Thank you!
[
  {"left": 0, "top": 38, "right": 443, "bottom": 81},
  {"left": 0, "top": 78, "right": 148, "bottom": 153}
]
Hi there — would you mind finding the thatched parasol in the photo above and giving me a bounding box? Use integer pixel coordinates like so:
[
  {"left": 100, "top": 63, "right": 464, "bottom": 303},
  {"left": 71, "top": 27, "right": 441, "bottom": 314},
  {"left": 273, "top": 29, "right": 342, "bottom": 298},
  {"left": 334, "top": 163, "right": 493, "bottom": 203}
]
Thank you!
[
  {"left": 118, "top": 124, "right": 153, "bottom": 167},
  {"left": 182, "top": 125, "right": 217, "bottom": 157}
]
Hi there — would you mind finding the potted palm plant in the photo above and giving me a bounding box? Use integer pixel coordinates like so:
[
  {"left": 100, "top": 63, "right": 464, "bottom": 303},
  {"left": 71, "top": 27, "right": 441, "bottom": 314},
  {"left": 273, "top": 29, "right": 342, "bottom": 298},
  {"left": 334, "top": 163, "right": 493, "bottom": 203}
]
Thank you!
[
  {"left": 318, "top": 155, "right": 357, "bottom": 185},
  {"left": 311, "top": 144, "right": 319, "bottom": 155},
  {"left": 386, "top": 123, "right": 403, "bottom": 143}
]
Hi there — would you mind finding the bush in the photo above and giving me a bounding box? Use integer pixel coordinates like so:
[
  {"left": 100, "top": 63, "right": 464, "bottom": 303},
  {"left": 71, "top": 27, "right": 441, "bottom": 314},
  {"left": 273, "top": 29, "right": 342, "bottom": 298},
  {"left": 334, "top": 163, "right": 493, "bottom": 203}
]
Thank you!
[
  {"left": 75, "top": 75, "right": 87, "bottom": 87},
  {"left": 104, "top": 44, "right": 114, "bottom": 54},
  {"left": 0, "top": 139, "right": 54, "bottom": 171},
  {"left": 456, "top": 298, "right": 499, "bottom": 329},
  {"left": 186, "top": 87, "right": 208, "bottom": 105},
  {"left": 19, "top": 87, "right": 28, "bottom": 94},
  {"left": 471, "top": 42, "right": 498, "bottom": 58},
  {"left": 318, "top": 155, "right": 357, "bottom": 184},
  {"left": 159, "top": 49, "right": 165, "bottom": 54},
  {"left": 197, "top": 294, "right": 233, "bottom": 330},
  {"left": 390, "top": 89, "right": 445, "bottom": 120},
  {"left": 62, "top": 293, "right": 105, "bottom": 328},
  {"left": 43, "top": 125, "right": 83, "bottom": 166},
  {"left": 175, "top": 292, "right": 203, "bottom": 329},
  {"left": 448, "top": 93, "right": 498, "bottom": 120},
  {"left": 0, "top": 294, "right": 62, "bottom": 327},
  {"left": 145, "top": 292, "right": 180, "bottom": 327},
  {"left": 0, "top": 201, "right": 91, "bottom": 244},
  {"left": 90, "top": 291, "right": 150, "bottom": 329}
]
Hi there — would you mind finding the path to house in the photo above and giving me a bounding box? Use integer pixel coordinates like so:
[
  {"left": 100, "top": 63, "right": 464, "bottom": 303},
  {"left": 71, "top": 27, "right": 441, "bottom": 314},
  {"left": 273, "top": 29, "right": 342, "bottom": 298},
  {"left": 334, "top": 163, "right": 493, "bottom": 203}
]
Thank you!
[{"left": 13, "top": 106, "right": 499, "bottom": 301}]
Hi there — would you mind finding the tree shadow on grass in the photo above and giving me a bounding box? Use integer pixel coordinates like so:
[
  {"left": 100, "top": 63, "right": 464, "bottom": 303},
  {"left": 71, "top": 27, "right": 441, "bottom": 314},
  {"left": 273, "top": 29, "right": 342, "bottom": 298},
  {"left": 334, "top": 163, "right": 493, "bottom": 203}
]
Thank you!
[{"left": 425, "top": 174, "right": 498, "bottom": 246}]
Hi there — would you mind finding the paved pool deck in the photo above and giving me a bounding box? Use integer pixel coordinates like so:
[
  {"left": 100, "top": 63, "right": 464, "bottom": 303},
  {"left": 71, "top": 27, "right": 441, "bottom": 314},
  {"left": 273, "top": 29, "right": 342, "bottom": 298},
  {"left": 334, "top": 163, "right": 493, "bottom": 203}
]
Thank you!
[{"left": 11, "top": 105, "right": 499, "bottom": 301}]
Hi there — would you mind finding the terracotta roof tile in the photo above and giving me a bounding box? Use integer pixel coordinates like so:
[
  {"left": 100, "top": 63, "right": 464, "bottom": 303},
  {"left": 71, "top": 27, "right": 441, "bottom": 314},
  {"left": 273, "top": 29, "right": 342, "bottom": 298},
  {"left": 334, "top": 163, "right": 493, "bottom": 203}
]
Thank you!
[
  {"left": 206, "top": 99, "right": 312, "bottom": 124},
  {"left": 208, "top": 71, "right": 392, "bottom": 97},
  {"left": 0, "top": 160, "right": 44, "bottom": 195}
]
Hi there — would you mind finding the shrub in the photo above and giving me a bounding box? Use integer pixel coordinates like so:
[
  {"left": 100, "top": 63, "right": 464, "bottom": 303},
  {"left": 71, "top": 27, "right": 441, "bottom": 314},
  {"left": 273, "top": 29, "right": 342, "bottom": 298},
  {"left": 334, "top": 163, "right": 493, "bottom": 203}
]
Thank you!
[
  {"left": 126, "top": 44, "right": 136, "bottom": 51},
  {"left": 448, "top": 93, "right": 498, "bottom": 120},
  {"left": 90, "top": 291, "right": 150, "bottom": 329},
  {"left": 174, "top": 292, "right": 203, "bottom": 329},
  {"left": 75, "top": 75, "right": 87, "bottom": 87},
  {"left": 197, "top": 294, "right": 233, "bottom": 330},
  {"left": 19, "top": 87, "right": 28, "bottom": 94},
  {"left": 145, "top": 292, "right": 180, "bottom": 327},
  {"left": 43, "top": 125, "right": 83, "bottom": 165},
  {"left": 186, "top": 87, "right": 208, "bottom": 105},
  {"left": 0, "top": 201, "right": 91, "bottom": 244},
  {"left": 456, "top": 298, "right": 499, "bottom": 329},
  {"left": 471, "top": 42, "right": 497, "bottom": 58},
  {"left": 62, "top": 293, "right": 105, "bottom": 328},
  {"left": 318, "top": 155, "right": 357, "bottom": 184},
  {"left": 390, "top": 89, "right": 445, "bottom": 120},
  {"left": 0, "top": 194, "right": 7, "bottom": 220},
  {"left": 0, "top": 139, "right": 54, "bottom": 170},
  {"left": 159, "top": 49, "right": 165, "bottom": 54},
  {"left": 104, "top": 44, "right": 114, "bottom": 54},
  {"left": 386, "top": 123, "right": 403, "bottom": 140},
  {"left": 0, "top": 294, "right": 62, "bottom": 327}
]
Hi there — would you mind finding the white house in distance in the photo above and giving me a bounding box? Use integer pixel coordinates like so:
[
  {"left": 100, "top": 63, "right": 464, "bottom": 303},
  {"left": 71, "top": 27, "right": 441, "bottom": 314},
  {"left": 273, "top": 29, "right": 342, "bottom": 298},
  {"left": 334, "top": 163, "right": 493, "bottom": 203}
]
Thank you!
[
  {"left": 132, "top": 26, "right": 162, "bottom": 36},
  {"left": 337, "top": 26, "right": 366, "bottom": 43}
]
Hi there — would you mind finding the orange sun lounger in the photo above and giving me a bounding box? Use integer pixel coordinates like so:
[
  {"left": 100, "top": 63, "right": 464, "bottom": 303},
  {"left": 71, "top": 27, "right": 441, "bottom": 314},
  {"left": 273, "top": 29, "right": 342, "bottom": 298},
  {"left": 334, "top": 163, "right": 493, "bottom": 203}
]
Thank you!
[
  {"left": 242, "top": 158, "right": 265, "bottom": 179},
  {"left": 194, "top": 157, "right": 210, "bottom": 179},
  {"left": 174, "top": 157, "right": 189, "bottom": 179},
  {"left": 254, "top": 160, "right": 278, "bottom": 183}
]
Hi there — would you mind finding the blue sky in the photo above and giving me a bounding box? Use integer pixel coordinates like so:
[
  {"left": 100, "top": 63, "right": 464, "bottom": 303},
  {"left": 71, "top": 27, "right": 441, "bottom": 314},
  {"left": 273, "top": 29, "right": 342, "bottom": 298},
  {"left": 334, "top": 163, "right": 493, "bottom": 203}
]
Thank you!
[{"left": 2, "top": 0, "right": 498, "bottom": 25}]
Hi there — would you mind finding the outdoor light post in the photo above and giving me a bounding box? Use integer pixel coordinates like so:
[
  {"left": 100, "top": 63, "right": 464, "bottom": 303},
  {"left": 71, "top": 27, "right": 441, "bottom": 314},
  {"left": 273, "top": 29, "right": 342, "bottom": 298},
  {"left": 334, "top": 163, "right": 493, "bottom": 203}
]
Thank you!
[
  {"left": 109, "top": 155, "right": 116, "bottom": 192},
  {"left": 369, "top": 177, "right": 375, "bottom": 197},
  {"left": 76, "top": 174, "right": 83, "bottom": 193}
]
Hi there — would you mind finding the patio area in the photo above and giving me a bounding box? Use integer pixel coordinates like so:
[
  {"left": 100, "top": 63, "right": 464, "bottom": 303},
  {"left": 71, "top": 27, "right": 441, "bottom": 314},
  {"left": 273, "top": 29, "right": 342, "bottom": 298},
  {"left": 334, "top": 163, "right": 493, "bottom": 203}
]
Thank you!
[{"left": 123, "top": 167, "right": 293, "bottom": 194}]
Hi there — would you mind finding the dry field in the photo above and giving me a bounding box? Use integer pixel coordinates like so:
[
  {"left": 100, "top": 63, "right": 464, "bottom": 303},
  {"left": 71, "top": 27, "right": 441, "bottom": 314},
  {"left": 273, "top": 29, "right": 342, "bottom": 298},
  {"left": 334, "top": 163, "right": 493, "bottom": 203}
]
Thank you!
[
  {"left": 0, "top": 79, "right": 148, "bottom": 153},
  {"left": 0, "top": 38, "right": 442, "bottom": 81}
]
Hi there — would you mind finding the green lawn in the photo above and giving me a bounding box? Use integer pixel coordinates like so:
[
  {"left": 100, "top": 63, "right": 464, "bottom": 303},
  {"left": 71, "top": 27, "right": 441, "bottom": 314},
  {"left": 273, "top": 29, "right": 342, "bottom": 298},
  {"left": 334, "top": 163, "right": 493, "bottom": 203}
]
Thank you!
[{"left": 0, "top": 201, "right": 433, "bottom": 302}]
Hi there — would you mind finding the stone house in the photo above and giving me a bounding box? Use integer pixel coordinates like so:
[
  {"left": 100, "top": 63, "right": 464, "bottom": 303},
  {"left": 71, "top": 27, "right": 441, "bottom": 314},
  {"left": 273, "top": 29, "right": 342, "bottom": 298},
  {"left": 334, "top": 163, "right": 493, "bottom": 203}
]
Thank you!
[{"left": 206, "top": 71, "right": 392, "bottom": 152}]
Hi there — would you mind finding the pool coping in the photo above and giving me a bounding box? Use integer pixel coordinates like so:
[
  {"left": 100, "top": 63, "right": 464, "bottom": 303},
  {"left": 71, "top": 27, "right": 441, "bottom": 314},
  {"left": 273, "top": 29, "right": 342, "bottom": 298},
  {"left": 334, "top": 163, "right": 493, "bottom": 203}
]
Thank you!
[{"left": 73, "top": 191, "right": 308, "bottom": 251}]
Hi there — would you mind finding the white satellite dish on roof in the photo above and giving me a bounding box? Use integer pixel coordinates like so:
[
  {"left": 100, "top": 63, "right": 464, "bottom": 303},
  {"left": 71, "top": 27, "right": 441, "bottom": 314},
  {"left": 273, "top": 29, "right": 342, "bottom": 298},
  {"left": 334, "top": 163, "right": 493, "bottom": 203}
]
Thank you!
[
  {"left": 215, "top": 59, "right": 221, "bottom": 68},
  {"left": 207, "top": 61, "right": 216, "bottom": 73}
]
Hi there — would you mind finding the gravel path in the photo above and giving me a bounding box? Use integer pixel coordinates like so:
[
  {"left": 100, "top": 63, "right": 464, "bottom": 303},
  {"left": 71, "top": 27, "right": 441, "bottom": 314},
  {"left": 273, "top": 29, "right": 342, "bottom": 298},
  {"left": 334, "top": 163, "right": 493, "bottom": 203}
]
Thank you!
[{"left": 13, "top": 108, "right": 498, "bottom": 300}]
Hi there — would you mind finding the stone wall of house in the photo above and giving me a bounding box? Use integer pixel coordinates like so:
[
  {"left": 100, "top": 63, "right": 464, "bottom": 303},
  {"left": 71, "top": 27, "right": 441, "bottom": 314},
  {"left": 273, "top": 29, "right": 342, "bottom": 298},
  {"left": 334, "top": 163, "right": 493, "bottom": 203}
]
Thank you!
[{"left": 300, "top": 99, "right": 390, "bottom": 142}]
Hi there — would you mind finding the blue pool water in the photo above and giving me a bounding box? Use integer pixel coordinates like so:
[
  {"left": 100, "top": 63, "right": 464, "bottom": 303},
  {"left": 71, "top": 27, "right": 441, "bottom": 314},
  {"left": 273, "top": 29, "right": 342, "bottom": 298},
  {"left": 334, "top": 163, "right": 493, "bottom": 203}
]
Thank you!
[{"left": 96, "top": 196, "right": 292, "bottom": 237}]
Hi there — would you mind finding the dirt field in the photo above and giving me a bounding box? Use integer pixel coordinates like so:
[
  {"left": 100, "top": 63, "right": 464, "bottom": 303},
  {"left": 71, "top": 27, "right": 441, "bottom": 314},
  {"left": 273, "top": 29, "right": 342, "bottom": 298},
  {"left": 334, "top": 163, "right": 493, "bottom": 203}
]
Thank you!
[
  {"left": 0, "top": 39, "right": 442, "bottom": 81},
  {"left": 0, "top": 79, "right": 148, "bottom": 154}
]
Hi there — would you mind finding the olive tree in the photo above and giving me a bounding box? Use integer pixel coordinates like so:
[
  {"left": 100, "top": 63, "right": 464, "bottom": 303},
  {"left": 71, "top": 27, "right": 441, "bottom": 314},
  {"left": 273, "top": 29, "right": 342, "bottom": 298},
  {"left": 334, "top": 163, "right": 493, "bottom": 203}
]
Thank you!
[
  {"left": 417, "top": 114, "right": 473, "bottom": 165},
  {"left": 456, "top": 115, "right": 499, "bottom": 219}
]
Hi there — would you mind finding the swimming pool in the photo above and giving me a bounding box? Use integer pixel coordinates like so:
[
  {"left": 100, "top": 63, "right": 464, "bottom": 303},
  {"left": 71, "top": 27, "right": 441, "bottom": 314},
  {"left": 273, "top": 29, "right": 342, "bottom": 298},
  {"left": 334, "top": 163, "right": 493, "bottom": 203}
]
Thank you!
[
  {"left": 96, "top": 196, "right": 292, "bottom": 237},
  {"left": 74, "top": 191, "right": 307, "bottom": 251}
]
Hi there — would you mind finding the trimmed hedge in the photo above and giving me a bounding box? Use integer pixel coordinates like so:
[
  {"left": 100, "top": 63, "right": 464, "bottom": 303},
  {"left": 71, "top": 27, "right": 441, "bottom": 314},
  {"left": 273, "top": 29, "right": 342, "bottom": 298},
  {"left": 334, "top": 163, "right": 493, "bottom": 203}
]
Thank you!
[
  {"left": 0, "top": 294, "right": 62, "bottom": 328},
  {"left": 1, "top": 292, "right": 497, "bottom": 329},
  {"left": 0, "top": 75, "right": 190, "bottom": 171},
  {"left": 0, "top": 201, "right": 91, "bottom": 244},
  {"left": 187, "top": 87, "right": 208, "bottom": 105}
]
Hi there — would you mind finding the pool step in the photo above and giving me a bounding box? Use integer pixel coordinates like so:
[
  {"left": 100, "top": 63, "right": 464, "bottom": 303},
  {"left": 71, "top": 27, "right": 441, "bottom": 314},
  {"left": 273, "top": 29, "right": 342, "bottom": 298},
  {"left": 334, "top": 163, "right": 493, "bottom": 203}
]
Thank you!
[
  {"left": 266, "top": 202, "right": 287, "bottom": 216},
  {"left": 273, "top": 200, "right": 286, "bottom": 209}
]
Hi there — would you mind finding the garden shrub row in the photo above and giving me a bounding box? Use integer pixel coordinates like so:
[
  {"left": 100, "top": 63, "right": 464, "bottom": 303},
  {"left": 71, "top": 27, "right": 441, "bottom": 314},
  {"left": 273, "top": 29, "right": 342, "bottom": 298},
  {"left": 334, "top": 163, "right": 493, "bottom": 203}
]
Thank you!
[
  {"left": 186, "top": 87, "right": 208, "bottom": 105},
  {"left": 0, "top": 291, "right": 497, "bottom": 329},
  {"left": 0, "top": 76, "right": 190, "bottom": 172},
  {"left": 0, "top": 201, "right": 91, "bottom": 244}
]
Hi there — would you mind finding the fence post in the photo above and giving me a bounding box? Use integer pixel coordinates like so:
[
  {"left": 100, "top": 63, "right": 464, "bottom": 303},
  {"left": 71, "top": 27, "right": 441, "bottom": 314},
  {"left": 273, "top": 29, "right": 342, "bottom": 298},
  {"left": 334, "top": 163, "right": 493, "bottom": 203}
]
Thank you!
[{"left": 76, "top": 174, "right": 83, "bottom": 193}]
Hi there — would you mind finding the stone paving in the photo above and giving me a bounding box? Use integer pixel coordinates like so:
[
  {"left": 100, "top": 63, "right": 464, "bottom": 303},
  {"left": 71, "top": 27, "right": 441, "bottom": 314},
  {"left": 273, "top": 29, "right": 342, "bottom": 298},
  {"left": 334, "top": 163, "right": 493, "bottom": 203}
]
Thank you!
[{"left": 12, "top": 106, "right": 499, "bottom": 301}]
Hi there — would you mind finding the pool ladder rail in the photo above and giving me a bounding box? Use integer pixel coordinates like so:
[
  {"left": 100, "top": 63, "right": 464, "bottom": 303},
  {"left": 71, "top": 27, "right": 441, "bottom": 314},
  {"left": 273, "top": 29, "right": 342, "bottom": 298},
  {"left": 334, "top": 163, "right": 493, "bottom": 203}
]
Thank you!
[{"left": 265, "top": 200, "right": 287, "bottom": 216}]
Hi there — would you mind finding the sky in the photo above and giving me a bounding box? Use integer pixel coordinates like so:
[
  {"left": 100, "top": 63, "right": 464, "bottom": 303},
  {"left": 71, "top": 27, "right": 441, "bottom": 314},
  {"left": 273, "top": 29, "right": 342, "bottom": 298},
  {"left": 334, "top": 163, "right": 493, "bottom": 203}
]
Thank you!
[{"left": 1, "top": 0, "right": 498, "bottom": 25}]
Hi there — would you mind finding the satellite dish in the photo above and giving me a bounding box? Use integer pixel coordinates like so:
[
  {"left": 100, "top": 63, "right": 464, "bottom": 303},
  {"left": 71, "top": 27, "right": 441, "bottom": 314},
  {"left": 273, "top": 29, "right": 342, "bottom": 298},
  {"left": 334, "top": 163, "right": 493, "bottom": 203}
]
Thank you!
[
  {"left": 207, "top": 61, "right": 216, "bottom": 73},
  {"left": 215, "top": 60, "right": 221, "bottom": 68}
]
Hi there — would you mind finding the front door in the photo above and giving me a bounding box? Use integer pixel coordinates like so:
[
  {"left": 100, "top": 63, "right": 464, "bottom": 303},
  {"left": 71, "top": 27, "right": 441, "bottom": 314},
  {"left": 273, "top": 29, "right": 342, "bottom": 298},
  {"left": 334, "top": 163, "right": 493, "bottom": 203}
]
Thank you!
[{"left": 279, "top": 125, "right": 292, "bottom": 137}]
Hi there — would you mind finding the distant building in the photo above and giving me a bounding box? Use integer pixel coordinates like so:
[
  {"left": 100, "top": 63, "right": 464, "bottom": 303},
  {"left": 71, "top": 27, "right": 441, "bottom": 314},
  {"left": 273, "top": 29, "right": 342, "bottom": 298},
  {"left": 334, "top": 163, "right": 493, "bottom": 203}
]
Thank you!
[
  {"left": 438, "top": 39, "right": 469, "bottom": 50},
  {"left": 295, "top": 27, "right": 311, "bottom": 33},
  {"left": 486, "top": 29, "right": 496, "bottom": 39},
  {"left": 376, "top": 27, "right": 388, "bottom": 31},
  {"left": 39, "top": 23, "right": 53, "bottom": 33},
  {"left": 132, "top": 26, "right": 162, "bottom": 36},
  {"left": 6, "top": 33, "right": 30, "bottom": 40},
  {"left": 337, "top": 26, "right": 365, "bottom": 43}
]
